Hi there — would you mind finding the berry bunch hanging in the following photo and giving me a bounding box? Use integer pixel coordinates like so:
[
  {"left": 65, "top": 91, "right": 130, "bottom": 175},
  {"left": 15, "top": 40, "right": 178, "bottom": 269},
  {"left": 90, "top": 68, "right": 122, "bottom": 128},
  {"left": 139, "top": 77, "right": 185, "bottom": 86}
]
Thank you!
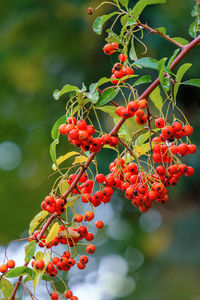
[{"left": 1, "top": 0, "right": 199, "bottom": 299}]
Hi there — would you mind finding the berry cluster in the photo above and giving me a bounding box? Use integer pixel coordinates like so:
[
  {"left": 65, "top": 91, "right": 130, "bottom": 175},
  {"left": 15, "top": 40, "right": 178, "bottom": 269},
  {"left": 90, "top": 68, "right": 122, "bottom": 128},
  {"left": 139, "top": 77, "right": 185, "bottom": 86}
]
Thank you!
[
  {"left": 116, "top": 99, "right": 148, "bottom": 124},
  {"left": 41, "top": 196, "right": 66, "bottom": 215},
  {"left": 50, "top": 290, "right": 78, "bottom": 300},
  {"left": 59, "top": 118, "right": 118, "bottom": 152}
]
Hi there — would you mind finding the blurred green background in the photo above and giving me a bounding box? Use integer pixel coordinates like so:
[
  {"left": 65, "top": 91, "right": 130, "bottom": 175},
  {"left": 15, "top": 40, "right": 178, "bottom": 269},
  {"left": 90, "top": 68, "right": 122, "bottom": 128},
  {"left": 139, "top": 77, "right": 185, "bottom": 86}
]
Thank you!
[{"left": 0, "top": 0, "right": 200, "bottom": 299}]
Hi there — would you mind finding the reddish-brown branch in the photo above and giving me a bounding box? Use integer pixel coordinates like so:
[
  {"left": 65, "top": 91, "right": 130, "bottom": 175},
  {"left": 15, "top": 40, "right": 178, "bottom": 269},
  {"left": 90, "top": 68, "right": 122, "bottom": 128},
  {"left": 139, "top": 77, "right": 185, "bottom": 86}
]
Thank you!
[
  {"left": 138, "top": 22, "right": 184, "bottom": 48},
  {"left": 117, "top": 135, "right": 137, "bottom": 159},
  {"left": 10, "top": 34, "right": 200, "bottom": 299}
]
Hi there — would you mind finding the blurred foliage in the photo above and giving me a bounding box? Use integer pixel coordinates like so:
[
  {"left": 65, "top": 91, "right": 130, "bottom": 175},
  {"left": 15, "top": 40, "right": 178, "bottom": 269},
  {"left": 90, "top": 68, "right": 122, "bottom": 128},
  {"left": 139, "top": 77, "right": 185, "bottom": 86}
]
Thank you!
[{"left": 0, "top": 0, "right": 200, "bottom": 299}]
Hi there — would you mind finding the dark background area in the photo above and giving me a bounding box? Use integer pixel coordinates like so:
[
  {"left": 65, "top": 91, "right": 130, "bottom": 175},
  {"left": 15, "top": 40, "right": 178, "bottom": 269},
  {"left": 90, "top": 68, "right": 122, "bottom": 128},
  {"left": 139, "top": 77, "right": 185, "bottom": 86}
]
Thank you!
[{"left": 0, "top": 1, "right": 200, "bottom": 299}]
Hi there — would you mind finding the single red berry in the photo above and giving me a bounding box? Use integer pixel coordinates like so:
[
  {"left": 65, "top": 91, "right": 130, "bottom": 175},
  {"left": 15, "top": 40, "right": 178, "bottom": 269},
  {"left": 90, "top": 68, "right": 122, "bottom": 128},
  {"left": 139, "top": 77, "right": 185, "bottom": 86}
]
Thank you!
[
  {"left": 34, "top": 259, "right": 44, "bottom": 270},
  {"left": 118, "top": 54, "right": 128, "bottom": 62},
  {"left": 84, "top": 211, "right": 94, "bottom": 222},
  {"left": 64, "top": 290, "right": 73, "bottom": 298},
  {"left": 7, "top": 259, "right": 15, "bottom": 269},
  {"left": 0, "top": 264, "right": 8, "bottom": 273},
  {"left": 96, "top": 220, "right": 104, "bottom": 229},
  {"left": 77, "top": 262, "right": 86, "bottom": 270},
  {"left": 182, "top": 125, "right": 193, "bottom": 136},
  {"left": 80, "top": 255, "right": 89, "bottom": 264},
  {"left": 185, "top": 166, "right": 194, "bottom": 176},
  {"left": 74, "top": 214, "right": 83, "bottom": 223},
  {"left": 50, "top": 292, "right": 58, "bottom": 300},
  {"left": 139, "top": 99, "right": 148, "bottom": 108},
  {"left": 123, "top": 67, "right": 134, "bottom": 75},
  {"left": 86, "top": 244, "right": 96, "bottom": 254},
  {"left": 109, "top": 136, "right": 118, "bottom": 147},
  {"left": 155, "top": 118, "right": 165, "bottom": 128}
]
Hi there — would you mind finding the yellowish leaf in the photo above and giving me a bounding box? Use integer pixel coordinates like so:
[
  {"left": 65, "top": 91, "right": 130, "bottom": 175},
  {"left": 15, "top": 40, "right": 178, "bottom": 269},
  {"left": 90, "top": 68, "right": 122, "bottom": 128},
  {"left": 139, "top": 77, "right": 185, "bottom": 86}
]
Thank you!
[
  {"left": 73, "top": 155, "right": 88, "bottom": 165},
  {"left": 45, "top": 222, "right": 60, "bottom": 244}
]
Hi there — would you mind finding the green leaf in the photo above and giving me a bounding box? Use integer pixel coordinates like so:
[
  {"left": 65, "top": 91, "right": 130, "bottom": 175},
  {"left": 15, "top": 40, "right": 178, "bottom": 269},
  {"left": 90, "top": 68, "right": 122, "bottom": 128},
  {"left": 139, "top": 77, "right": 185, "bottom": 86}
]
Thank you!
[
  {"left": 163, "top": 76, "right": 171, "bottom": 91},
  {"left": 174, "top": 63, "right": 192, "bottom": 98},
  {"left": 51, "top": 114, "right": 66, "bottom": 140},
  {"left": 6, "top": 267, "right": 34, "bottom": 279},
  {"left": 126, "top": 18, "right": 137, "bottom": 26},
  {"left": 53, "top": 84, "right": 79, "bottom": 100},
  {"left": 120, "top": 14, "right": 129, "bottom": 26},
  {"left": 86, "top": 87, "right": 99, "bottom": 104},
  {"left": 96, "top": 88, "right": 119, "bottom": 107},
  {"left": 96, "top": 106, "right": 117, "bottom": 117},
  {"left": 149, "top": 86, "right": 163, "bottom": 111},
  {"left": 181, "top": 79, "right": 200, "bottom": 88},
  {"left": 33, "top": 252, "right": 51, "bottom": 290},
  {"left": 133, "top": 75, "right": 151, "bottom": 86},
  {"left": 131, "top": 0, "right": 166, "bottom": 21},
  {"left": 133, "top": 57, "right": 174, "bottom": 75},
  {"left": 46, "top": 222, "right": 60, "bottom": 244},
  {"left": 189, "top": 19, "right": 198, "bottom": 38},
  {"left": 59, "top": 179, "right": 70, "bottom": 195},
  {"left": 29, "top": 210, "right": 49, "bottom": 235},
  {"left": 167, "top": 48, "right": 180, "bottom": 68},
  {"left": 93, "top": 12, "right": 118, "bottom": 35},
  {"left": 119, "top": 0, "right": 129, "bottom": 8},
  {"left": 106, "top": 29, "right": 122, "bottom": 44},
  {"left": 172, "top": 37, "right": 189, "bottom": 46},
  {"left": 129, "top": 37, "right": 138, "bottom": 61},
  {"left": 155, "top": 27, "right": 166, "bottom": 34},
  {"left": 0, "top": 277, "right": 14, "bottom": 298},
  {"left": 50, "top": 138, "right": 59, "bottom": 166},
  {"left": 114, "top": 117, "right": 143, "bottom": 142},
  {"left": 158, "top": 57, "right": 167, "bottom": 88},
  {"left": 24, "top": 275, "right": 33, "bottom": 283},
  {"left": 25, "top": 240, "right": 37, "bottom": 263}
]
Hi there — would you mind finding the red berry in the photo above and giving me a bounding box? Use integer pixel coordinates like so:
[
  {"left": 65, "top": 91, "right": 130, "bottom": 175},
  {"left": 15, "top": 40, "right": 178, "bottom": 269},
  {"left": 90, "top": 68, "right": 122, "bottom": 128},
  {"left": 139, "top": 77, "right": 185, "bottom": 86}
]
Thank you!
[
  {"left": 86, "top": 244, "right": 96, "bottom": 254},
  {"left": 65, "top": 290, "right": 73, "bottom": 298},
  {"left": 118, "top": 54, "right": 128, "bottom": 62},
  {"left": 34, "top": 259, "right": 44, "bottom": 270},
  {"left": 155, "top": 118, "right": 165, "bottom": 128},
  {"left": 51, "top": 292, "right": 58, "bottom": 300},
  {"left": 0, "top": 264, "right": 8, "bottom": 273},
  {"left": 183, "top": 125, "right": 193, "bottom": 136},
  {"left": 96, "top": 220, "right": 104, "bottom": 229},
  {"left": 7, "top": 259, "right": 15, "bottom": 269}
]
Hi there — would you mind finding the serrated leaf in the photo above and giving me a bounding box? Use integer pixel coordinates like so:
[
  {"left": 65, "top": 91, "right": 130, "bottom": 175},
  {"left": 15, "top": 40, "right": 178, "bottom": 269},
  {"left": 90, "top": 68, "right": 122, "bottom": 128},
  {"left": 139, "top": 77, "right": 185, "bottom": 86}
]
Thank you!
[
  {"left": 29, "top": 210, "right": 49, "bottom": 235},
  {"left": 181, "top": 79, "right": 200, "bottom": 88},
  {"left": 6, "top": 267, "right": 34, "bottom": 279},
  {"left": 73, "top": 155, "right": 88, "bottom": 165},
  {"left": 0, "top": 277, "right": 14, "bottom": 298},
  {"left": 119, "top": 0, "right": 129, "bottom": 8},
  {"left": 133, "top": 75, "right": 151, "bottom": 86},
  {"left": 167, "top": 48, "right": 180, "bottom": 68},
  {"left": 96, "top": 106, "right": 117, "bottom": 117},
  {"left": 133, "top": 57, "right": 174, "bottom": 75},
  {"left": 51, "top": 114, "right": 66, "bottom": 140},
  {"left": 25, "top": 240, "right": 37, "bottom": 263},
  {"left": 155, "top": 27, "right": 166, "bottom": 34},
  {"left": 131, "top": 0, "right": 166, "bottom": 21},
  {"left": 96, "top": 88, "right": 119, "bottom": 106},
  {"left": 53, "top": 84, "right": 79, "bottom": 100},
  {"left": 172, "top": 37, "right": 189, "bottom": 46},
  {"left": 33, "top": 252, "right": 50, "bottom": 290},
  {"left": 149, "top": 86, "right": 163, "bottom": 111},
  {"left": 129, "top": 36, "right": 138, "bottom": 61},
  {"left": 174, "top": 63, "right": 192, "bottom": 99},
  {"left": 93, "top": 12, "right": 118, "bottom": 35},
  {"left": 46, "top": 222, "right": 60, "bottom": 244}
]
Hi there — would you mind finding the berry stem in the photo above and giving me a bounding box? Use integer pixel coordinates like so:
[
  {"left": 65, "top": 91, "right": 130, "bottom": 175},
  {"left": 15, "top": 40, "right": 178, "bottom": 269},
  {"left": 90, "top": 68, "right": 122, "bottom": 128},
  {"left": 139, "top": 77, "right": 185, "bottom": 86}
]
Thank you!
[{"left": 137, "top": 22, "right": 184, "bottom": 48}]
